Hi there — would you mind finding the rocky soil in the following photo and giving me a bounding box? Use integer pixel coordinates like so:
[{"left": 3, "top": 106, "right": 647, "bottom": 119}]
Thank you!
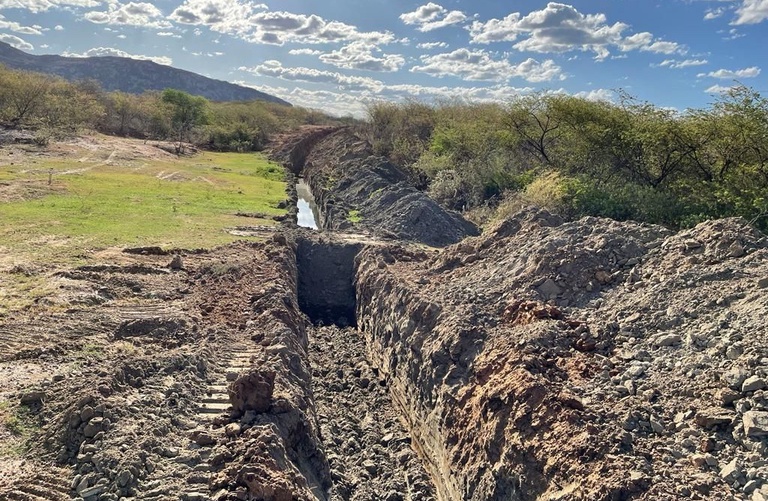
[
  {"left": 1, "top": 127, "right": 767, "bottom": 501},
  {"left": 357, "top": 208, "right": 768, "bottom": 500}
]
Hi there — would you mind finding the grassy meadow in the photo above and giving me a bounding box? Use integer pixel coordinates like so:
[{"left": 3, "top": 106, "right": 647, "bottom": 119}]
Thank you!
[{"left": 0, "top": 143, "right": 287, "bottom": 264}]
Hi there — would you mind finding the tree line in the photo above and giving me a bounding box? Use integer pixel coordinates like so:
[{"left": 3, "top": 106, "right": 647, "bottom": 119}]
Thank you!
[
  {"left": 365, "top": 88, "right": 768, "bottom": 231},
  {"left": 0, "top": 64, "right": 342, "bottom": 150}
]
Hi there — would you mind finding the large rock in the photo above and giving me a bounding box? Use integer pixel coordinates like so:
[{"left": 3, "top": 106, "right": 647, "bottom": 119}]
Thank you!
[
  {"left": 743, "top": 411, "right": 768, "bottom": 438},
  {"left": 229, "top": 369, "right": 276, "bottom": 415}
]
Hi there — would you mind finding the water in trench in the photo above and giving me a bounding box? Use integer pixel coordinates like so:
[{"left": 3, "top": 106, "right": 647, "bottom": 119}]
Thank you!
[{"left": 297, "top": 178, "right": 320, "bottom": 230}]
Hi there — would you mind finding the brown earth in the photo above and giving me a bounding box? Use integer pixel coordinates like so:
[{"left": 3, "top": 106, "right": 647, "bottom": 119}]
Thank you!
[{"left": 1, "top": 129, "right": 767, "bottom": 501}]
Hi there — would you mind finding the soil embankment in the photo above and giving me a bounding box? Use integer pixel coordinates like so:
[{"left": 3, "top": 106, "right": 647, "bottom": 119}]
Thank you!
[
  {"left": 271, "top": 127, "right": 479, "bottom": 247},
  {"left": 357, "top": 209, "right": 768, "bottom": 500}
]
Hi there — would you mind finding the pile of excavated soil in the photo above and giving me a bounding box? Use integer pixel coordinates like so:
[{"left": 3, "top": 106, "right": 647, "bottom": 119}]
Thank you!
[
  {"left": 356, "top": 208, "right": 768, "bottom": 500},
  {"left": 270, "top": 128, "right": 479, "bottom": 247}
]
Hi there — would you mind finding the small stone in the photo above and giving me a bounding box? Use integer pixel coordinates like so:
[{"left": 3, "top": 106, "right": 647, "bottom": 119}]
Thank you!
[
  {"left": 654, "top": 334, "right": 682, "bottom": 347},
  {"left": 595, "top": 270, "right": 612, "bottom": 284},
  {"left": 650, "top": 419, "right": 665, "bottom": 434},
  {"left": 728, "top": 242, "right": 746, "bottom": 258},
  {"left": 20, "top": 390, "right": 45, "bottom": 406},
  {"left": 695, "top": 408, "right": 735, "bottom": 429},
  {"left": 83, "top": 417, "right": 104, "bottom": 438},
  {"left": 190, "top": 430, "right": 216, "bottom": 446},
  {"left": 79, "top": 485, "right": 106, "bottom": 498},
  {"left": 116, "top": 470, "right": 133, "bottom": 488},
  {"left": 744, "top": 480, "right": 760, "bottom": 494},
  {"left": 744, "top": 411, "right": 768, "bottom": 437},
  {"left": 537, "top": 278, "right": 562, "bottom": 298},
  {"left": 80, "top": 406, "right": 95, "bottom": 422},
  {"left": 758, "top": 277, "right": 768, "bottom": 289},
  {"left": 224, "top": 423, "right": 241, "bottom": 438},
  {"left": 720, "top": 458, "right": 741, "bottom": 482},
  {"left": 362, "top": 459, "right": 378, "bottom": 475},
  {"left": 723, "top": 367, "right": 750, "bottom": 390},
  {"left": 169, "top": 255, "right": 184, "bottom": 270},
  {"left": 717, "top": 388, "right": 742, "bottom": 406},
  {"left": 691, "top": 454, "right": 708, "bottom": 468},
  {"left": 743, "top": 376, "right": 767, "bottom": 393}
]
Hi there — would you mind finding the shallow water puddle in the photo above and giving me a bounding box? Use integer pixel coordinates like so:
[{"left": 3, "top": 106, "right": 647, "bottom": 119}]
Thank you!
[{"left": 296, "top": 178, "right": 320, "bottom": 230}]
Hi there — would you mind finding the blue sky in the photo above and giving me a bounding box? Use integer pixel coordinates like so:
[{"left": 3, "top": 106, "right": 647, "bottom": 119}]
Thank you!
[{"left": 0, "top": 0, "right": 767, "bottom": 116}]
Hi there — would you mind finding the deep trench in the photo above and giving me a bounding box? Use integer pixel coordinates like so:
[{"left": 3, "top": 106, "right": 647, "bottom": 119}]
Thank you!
[{"left": 295, "top": 239, "right": 436, "bottom": 500}]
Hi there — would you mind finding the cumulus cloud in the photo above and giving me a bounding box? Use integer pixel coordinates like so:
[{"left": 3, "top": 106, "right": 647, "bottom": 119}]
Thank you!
[
  {"left": 705, "top": 84, "right": 737, "bottom": 93},
  {"left": 0, "top": 13, "right": 43, "bottom": 34},
  {"left": 289, "top": 48, "right": 323, "bottom": 56},
  {"left": 417, "top": 41, "right": 448, "bottom": 49},
  {"left": 63, "top": 46, "right": 172, "bottom": 65},
  {"left": 84, "top": 2, "right": 171, "bottom": 28},
  {"left": 170, "top": 2, "right": 394, "bottom": 46},
  {"left": 573, "top": 88, "right": 615, "bottom": 102},
  {"left": 411, "top": 48, "right": 564, "bottom": 83},
  {"left": 318, "top": 41, "right": 405, "bottom": 72},
  {"left": 704, "top": 7, "right": 727, "bottom": 20},
  {"left": 0, "top": 0, "right": 99, "bottom": 13},
  {"left": 659, "top": 58, "right": 708, "bottom": 69},
  {"left": 0, "top": 32, "right": 33, "bottom": 50},
  {"left": 241, "top": 60, "right": 385, "bottom": 91},
  {"left": 698, "top": 66, "right": 761, "bottom": 78},
  {"left": 733, "top": 0, "right": 768, "bottom": 24},
  {"left": 469, "top": 2, "right": 683, "bottom": 60},
  {"left": 400, "top": 3, "right": 467, "bottom": 32}
]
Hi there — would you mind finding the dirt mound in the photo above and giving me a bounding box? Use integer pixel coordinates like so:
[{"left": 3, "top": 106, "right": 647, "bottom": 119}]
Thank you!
[
  {"left": 272, "top": 127, "right": 479, "bottom": 247},
  {"left": 356, "top": 209, "right": 768, "bottom": 500}
]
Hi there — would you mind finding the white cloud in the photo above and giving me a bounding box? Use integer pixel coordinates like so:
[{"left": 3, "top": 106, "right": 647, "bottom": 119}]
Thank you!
[
  {"left": 170, "top": 2, "right": 394, "bottom": 46},
  {"left": 54, "top": 24, "right": 64, "bottom": 30},
  {"left": 400, "top": 3, "right": 467, "bottom": 32},
  {"left": 241, "top": 60, "right": 385, "bottom": 91},
  {"left": 698, "top": 66, "right": 761, "bottom": 78},
  {"left": 0, "top": 13, "right": 43, "bottom": 34},
  {"left": 706, "top": 84, "right": 736, "bottom": 93},
  {"left": 417, "top": 41, "right": 448, "bottom": 49},
  {"left": 156, "top": 31, "right": 181, "bottom": 38},
  {"left": 469, "top": 3, "right": 683, "bottom": 60},
  {"left": 704, "top": 7, "right": 727, "bottom": 20},
  {"left": 318, "top": 41, "right": 405, "bottom": 72},
  {"left": 289, "top": 48, "right": 323, "bottom": 55},
  {"left": 573, "top": 88, "right": 614, "bottom": 102},
  {"left": 0, "top": 32, "right": 33, "bottom": 50},
  {"left": 659, "top": 58, "right": 708, "bottom": 69},
  {"left": 84, "top": 2, "right": 171, "bottom": 29},
  {"left": 63, "top": 46, "right": 173, "bottom": 65},
  {"left": 411, "top": 48, "right": 564, "bottom": 83},
  {"left": 0, "top": 0, "right": 99, "bottom": 13},
  {"left": 733, "top": 0, "right": 768, "bottom": 24}
]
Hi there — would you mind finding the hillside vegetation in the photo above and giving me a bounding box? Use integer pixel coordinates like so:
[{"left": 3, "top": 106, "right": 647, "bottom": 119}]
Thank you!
[
  {"left": 0, "top": 64, "right": 342, "bottom": 151},
  {"left": 366, "top": 88, "right": 768, "bottom": 232}
]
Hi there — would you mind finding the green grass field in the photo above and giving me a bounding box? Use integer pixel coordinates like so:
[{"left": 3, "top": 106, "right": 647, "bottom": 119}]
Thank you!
[{"left": 0, "top": 149, "right": 288, "bottom": 264}]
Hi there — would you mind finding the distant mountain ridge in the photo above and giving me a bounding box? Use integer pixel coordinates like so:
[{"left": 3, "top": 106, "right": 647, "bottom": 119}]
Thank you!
[{"left": 0, "top": 42, "right": 290, "bottom": 106}]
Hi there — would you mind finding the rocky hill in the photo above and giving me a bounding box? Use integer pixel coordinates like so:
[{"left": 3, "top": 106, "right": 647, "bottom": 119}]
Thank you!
[{"left": 0, "top": 42, "right": 289, "bottom": 105}]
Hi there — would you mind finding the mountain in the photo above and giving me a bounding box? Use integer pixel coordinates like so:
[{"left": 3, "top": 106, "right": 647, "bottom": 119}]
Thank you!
[{"left": 0, "top": 42, "right": 290, "bottom": 106}]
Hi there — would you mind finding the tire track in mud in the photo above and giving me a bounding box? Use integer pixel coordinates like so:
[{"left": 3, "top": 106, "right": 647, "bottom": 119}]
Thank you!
[{"left": 308, "top": 325, "right": 435, "bottom": 501}]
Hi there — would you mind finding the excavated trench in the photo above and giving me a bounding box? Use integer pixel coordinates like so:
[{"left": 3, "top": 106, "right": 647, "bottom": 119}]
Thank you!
[{"left": 295, "top": 238, "right": 436, "bottom": 500}]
